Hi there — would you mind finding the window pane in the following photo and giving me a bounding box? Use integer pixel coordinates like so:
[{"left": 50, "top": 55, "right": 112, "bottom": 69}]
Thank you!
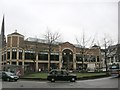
[
  {"left": 12, "top": 51, "right": 17, "bottom": 59},
  {"left": 25, "top": 53, "right": 30, "bottom": 60},
  {"left": 39, "top": 54, "right": 48, "bottom": 60},
  {"left": 76, "top": 54, "right": 82, "bottom": 61},
  {"left": 7, "top": 52, "right": 10, "bottom": 59},
  {"left": 50, "top": 55, "right": 59, "bottom": 61},
  {"left": 19, "top": 52, "right": 22, "bottom": 59},
  {"left": 4, "top": 54, "right": 6, "bottom": 60}
]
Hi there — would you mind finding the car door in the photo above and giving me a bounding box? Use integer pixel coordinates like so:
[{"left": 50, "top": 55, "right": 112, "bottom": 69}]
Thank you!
[
  {"left": 56, "top": 71, "right": 63, "bottom": 81},
  {"left": 2, "top": 72, "right": 7, "bottom": 80},
  {"left": 62, "top": 71, "right": 69, "bottom": 81}
]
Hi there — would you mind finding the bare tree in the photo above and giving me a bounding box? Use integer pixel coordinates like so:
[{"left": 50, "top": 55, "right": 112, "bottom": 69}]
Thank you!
[
  {"left": 101, "top": 35, "right": 115, "bottom": 74},
  {"left": 76, "top": 31, "right": 96, "bottom": 72},
  {"left": 23, "top": 38, "right": 39, "bottom": 72},
  {"left": 44, "top": 29, "right": 61, "bottom": 72}
]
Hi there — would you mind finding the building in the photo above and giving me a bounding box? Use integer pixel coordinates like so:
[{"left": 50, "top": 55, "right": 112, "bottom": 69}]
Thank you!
[
  {"left": 107, "top": 44, "right": 120, "bottom": 65},
  {"left": 1, "top": 31, "right": 102, "bottom": 72},
  {"left": 101, "top": 44, "right": 120, "bottom": 71},
  {"left": 0, "top": 18, "right": 102, "bottom": 72}
]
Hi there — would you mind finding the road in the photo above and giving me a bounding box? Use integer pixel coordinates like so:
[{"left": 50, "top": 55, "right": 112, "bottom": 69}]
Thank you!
[{"left": 1, "top": 77, "right": 119, "bottom": 88}]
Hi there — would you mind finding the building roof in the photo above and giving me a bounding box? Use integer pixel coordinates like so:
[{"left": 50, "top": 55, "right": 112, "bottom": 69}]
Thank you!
[
  {"left": 8, "top": 30, "right": 24, "bottom": 37},
  {"left": 92, "top": 44, "right": 99, "bottom": 48}
]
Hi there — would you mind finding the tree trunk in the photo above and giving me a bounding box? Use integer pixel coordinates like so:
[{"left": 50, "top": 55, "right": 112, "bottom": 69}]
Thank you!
[{"left": 48, "top": 52, "right": 51, "bottom": 72}]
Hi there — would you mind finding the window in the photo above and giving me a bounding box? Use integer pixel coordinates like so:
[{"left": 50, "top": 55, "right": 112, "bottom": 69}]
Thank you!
[
  {"left": 84, "top": 55, "right": 89, "bottom": 62},
  {"left": 7, "top": 52, "right": 10, "bottom": 59},
  {"left": 50, "top": 54, "right": 59, "bottom": 61},
  {"left": 19, "top": 50, "right": 22, "bottom": 59},
  {"left": 39, "top": 53, "right": 48, "bottom": 60},
  {"left": 25, "top": 52, "right": 36, "bottom": 60},
  {"left": 4, "top": 54, "right": 6, "bottom": 60},
  {"left": 2, "top": 55, "right": 3, "bottom": 61},
  {"left": 19, "top": 62, "right": 22, "bottom": 65},
  {"left": 12, "top": 49, "right": 17, "bottom": 59},
  {"left": 19, "top": 52, "right": 22, "bottom": 59},
  {"left": 25, "top": 52, "right": 30, "bottom": 60},
  {"left": 90, "top": 55, "right": 96, "bottom": 62},
  {"left": 97, "top": 56, "right": 99, "bottom": 62},
  {"left": 30, "top": 53, "right": 36, "bottom": 60},
  {"left": 76, "top": 54, "right": 82, "bottom": 61}
]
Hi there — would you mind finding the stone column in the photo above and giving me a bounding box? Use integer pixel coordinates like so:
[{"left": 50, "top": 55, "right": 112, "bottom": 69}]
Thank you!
[
  {"left": 22, "top": 50, "right": 25, "bottom": 69},
  {"left": 6, "top": 48, "right": 7, "bottom": 64},
  {"left": 16, "top": 49, "right": 19, "bottom": 65},
  {"left": 59, "top": 46, "right": 62, "bottom": 70},
  {"left": 36, "top": 53, "right": 38, "bottom": 72},
  {"left": 109, "top": 57, "right": 111, "bottom": 64},
  {"left": 59, "top": 52, "right": 62, "bottom": 70},
  {"left": 10, "top": 48, "right": 12, "bottom": 65},
  {"left": 48, "top": 53, "right": 50, "bottom": 71},
  {"left": 95, "top": 56, "right": 97, "bottom": 69},
  {"left": 73, "top": 53, "right": 76, "bottom": 70},
  {"left": 113, "top": 56, "right": 116, "bottom": 63},
  {"left": 10, "top": 36, "right": 12, "bottom": 65}
]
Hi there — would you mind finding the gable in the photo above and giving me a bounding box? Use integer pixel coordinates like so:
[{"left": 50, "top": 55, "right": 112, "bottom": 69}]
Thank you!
[{"left": 60, "top": 42, "right": 75, "bottom": 47}]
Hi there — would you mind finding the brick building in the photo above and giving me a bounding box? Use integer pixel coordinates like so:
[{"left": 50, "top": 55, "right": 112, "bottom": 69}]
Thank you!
[
  {"left": 1, "top": 31, "right": 102, "bottom": 72},
  {"left": 0, "top": 17, "right": 102, "bottom": 72}
]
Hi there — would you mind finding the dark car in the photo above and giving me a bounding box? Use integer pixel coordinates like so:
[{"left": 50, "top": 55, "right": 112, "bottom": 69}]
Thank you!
[
  {"left": 47, "top": 69, "right": 77, "bottom": 82},
  {"left": 1, "top": 71, "right": 19, "bottom": 82},
  {"left": 110, "top": 65, "right": 120, "bottom": 77}
]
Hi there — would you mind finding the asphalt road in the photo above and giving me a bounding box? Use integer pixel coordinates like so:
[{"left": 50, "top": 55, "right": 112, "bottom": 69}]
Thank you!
[{"left": 1, "top": 77, "right": 119, "bottom": 88}]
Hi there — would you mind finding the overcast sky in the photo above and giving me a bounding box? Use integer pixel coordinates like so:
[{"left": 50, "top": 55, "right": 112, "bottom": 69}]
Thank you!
[{"left": 0, "top": 0, "right": 118, "bottom": 45}]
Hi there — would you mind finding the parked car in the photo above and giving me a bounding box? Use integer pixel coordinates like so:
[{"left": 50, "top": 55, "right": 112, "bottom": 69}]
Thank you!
[
  {"left": 1, "top": 71, "right": 19, "bottom": 82},
  {"left": 109, "top": 64, "right": 120, "bottom": 77},
  {"left": 47, "top": 69, "right": 77, "bottom": 82}
]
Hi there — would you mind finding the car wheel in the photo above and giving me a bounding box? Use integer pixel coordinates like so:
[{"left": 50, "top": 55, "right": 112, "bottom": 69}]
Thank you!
[
  {"left": 14, "top": 79, "right": 18, "bottom": 82},
  {"left": 51, "top": 78, "right": 55, "bottom": 82},
  {"left": 70, "top": 77, "right": 75, "bottom": 82},
  {"left": 7, "top": 78, "right": 10, "bottom": 82}
]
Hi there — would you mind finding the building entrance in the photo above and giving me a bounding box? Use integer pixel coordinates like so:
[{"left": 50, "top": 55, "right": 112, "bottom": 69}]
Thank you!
[{"left": 62, "top": 49, "right": 73, "bottom": 70}]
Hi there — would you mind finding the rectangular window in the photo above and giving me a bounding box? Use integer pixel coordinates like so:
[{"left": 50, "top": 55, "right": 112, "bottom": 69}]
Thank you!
[
  {"left": 25, "top": 52, "right": 30, "bottom": 60},
  {"left": 2, "top": 55, "right": 3, "bottom": 61},
  {"left": 19, "top": 62, "right": 22, "bottom": 65},
  {"left": 90, "top": 55, "right": 96, "bottom": 62},
  {"left": 12, "top": 62, "right": 16, "bottom": 65},
  {"left": 76, "top": 54, "right": 82, "bottom": 61},
  {"left": 12, "top": 51, "right": 17, "bottom": 59},
  {"left": 50, "top": 54, "right": 59, "bottom": 61},
  {"left": 84, "top": 55, "right": 89, "bottom": 62},
  {"left": 39, "top": 53, "right": 48, "bottom": 60},
  {"left": 97, "top": 56, "right": 99, "bottom": 62},
  {"left": 25, "top": 52, "right": 36, "bottom": 60},
  {"left": 7, "top": 52, "right": 10, "bottom": 59},
  {"left": 19, "top": 52, "right": 22, "bottom": 59},
  {"left": 30, "top": 53, "right": 36, "bottom": 60},
  {"left": 4, "top": 54, "right": 6, "bottom": 60}
]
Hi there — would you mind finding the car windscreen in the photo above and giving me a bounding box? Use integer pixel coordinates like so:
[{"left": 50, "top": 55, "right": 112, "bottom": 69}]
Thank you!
[{"left": 5, "top": 72, "right": 15, "bottom": 76}]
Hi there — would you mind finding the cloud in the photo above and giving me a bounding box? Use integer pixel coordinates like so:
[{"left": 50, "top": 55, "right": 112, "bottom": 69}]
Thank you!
[{"left": 0, "top": 0, "right": 118, "bottom": 44}]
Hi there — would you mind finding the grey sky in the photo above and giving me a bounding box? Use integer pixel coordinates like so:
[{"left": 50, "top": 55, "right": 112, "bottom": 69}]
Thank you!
[{"left": 0, "top": 0, "right": 118, "bottom": 44}]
